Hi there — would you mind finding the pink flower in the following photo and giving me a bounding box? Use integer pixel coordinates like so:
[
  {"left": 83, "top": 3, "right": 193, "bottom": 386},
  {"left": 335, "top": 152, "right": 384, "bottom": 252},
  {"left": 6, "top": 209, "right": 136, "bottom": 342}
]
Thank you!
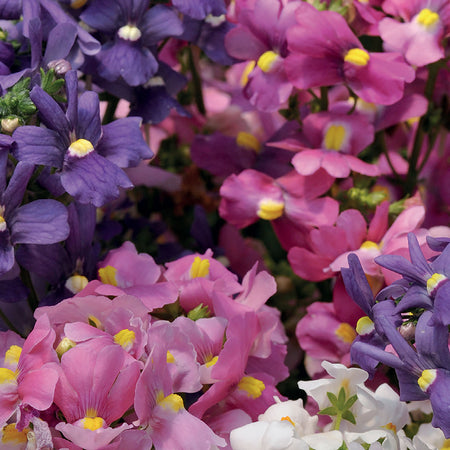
[
  {"left": 285, "top": 2, "right": 415, "bottom": 105},
  {"left": 379, "top": 0, "right": 450, "bottom": 67}
]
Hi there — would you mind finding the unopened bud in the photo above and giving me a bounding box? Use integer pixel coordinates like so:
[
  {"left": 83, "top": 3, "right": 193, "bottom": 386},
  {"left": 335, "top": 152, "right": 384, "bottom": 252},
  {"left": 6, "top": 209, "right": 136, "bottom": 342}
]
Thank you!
[
  {"left": 47, "top": 59, "right": 72, "bottom": 77},
  {"left": 399, "top": 322, "right": 415, "bottom": 341},
  {"left": 1, "top": 117, "right": 20, "bottom": 134}
]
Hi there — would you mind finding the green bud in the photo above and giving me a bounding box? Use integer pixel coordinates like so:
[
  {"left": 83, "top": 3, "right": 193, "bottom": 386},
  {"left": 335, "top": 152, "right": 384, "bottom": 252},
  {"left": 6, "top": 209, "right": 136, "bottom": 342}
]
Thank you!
[{"left": 187, "top": 303, "right": 211, "bottom": 321}]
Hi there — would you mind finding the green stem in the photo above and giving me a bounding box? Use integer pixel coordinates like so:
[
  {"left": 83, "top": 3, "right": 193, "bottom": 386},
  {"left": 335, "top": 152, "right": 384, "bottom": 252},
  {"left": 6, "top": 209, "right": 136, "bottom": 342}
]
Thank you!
[
  {"left": 0, "top": 307, "right": 25, "bottom": 337},
  {"left": 334, "top": 412, "right": 343, "bottom": 430},
  {"left": 188, "top": 46, "right": 206, "bottom": 115},
  {"left": 375, "top": 131, "right": 400, "bottom": 180},
  {"left": 319, "top": 86, "right": 328, "bottom": 111},
  {"left": 21, "top": 266, "right": 39, "bottom": 312},
  {"left": 102, "top": 96, "right": 119, "bottom": 125}
]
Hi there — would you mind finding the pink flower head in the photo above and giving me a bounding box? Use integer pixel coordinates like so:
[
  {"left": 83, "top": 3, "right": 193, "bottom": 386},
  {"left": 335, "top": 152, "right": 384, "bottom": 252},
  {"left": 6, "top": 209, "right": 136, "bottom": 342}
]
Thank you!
[
  {"left": 95, "top": 241, "right": 179, "bottom": 311},
  {"left": 0, "top": 315, "right": 59, "bottom": 425},
  {"left": 53, "top": 340, "right": 140, "bottom": 450},
  {"left": 225, "top": 0, "right": 302, "bottom": 110},
  {"left": 134, "top": 333, "right": 226, "bottom": 449},
  {"left": 379, "top": 0, "right": 450, "bottom": 66},
  {"left": 163, "top": 249, "right": 243, "bottom": 313},
  {"left": 288, "top": 111, "right": 378, "bottom": 178},
  {"left": 285, "top": 2, "right": 415, "bottom": 105},
  {"left": 219, "top": 169, "right": 338, "bottom": 250}
]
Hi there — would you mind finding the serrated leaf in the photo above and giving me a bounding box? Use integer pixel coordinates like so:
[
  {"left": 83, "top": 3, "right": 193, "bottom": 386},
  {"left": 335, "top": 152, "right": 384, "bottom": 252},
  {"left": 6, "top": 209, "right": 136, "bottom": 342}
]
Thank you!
[
  {"left": 342, "top": 410, "right": 356, "bottom": 424},
  {"left": 344, "top": 394, "right": 358, "bottom": 410},
  {"left": 318, "top": 406, "right": 338, "bottom": 416}
]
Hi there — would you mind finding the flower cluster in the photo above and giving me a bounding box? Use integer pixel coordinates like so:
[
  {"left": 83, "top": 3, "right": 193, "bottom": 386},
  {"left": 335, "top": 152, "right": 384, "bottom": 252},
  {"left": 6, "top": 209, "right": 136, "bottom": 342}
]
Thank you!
[{"left": 0, "top": 0, "right": 448, "bottom": 447}]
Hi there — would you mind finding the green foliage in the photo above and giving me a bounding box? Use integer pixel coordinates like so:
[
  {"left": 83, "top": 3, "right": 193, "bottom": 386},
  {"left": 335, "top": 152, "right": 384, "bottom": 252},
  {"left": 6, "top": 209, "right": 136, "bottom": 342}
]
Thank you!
[
  {"left": 40, "top": 68, "right": 66, "bottom": 102},
  {"left": 0, "top": 77, "right": 36, "bottom": 126},
  {"left": 319, "top": 387, "right": 358, "bottom": 429},
  {"left": 187, "top": 303, "right": 211, "bottom": 320}
]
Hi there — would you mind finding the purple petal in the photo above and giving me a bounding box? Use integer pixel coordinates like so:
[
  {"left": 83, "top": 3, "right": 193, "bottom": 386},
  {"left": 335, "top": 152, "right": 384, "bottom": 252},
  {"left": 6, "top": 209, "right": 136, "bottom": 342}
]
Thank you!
[
  {"left": 80, "top": 0, "right": 123, "bottom": 32},
  {"left": 43, "top": 22, "right": 77, "bottom": 66},
  {"left": 375, "top": 254, "right": 426, "bottom": 285},
  {"left": 433, "top": 282, "right": 450, "bottom": 326},
  {"left": 77, "top": 91, "right": 102, "bottom": 146},
  {"left": 12, "top": 126, "right": 65, "bottom": 168},
  {"left": 3, "top": 162, "right": 34, "bottom": 216},
  {"left": 10, "top": 200, "right": 69, "bottom": 245},
  {"left": 140, "top": 5, "right": 184, "bottom": 47},
  {"left": 0, "top": 230, "right": 14, "bottom": 275},
  {"left": 29, "top": 86, "right": 71, "bottom": 142},
  {"left": 61, "top": 152, "right": 133, "bottom": 207},
  {"left": 96, "top": 117, "right": 152, "bottom": 167},
  {"left": 65, "top": 70, "right": 79, "bottom": 131}
]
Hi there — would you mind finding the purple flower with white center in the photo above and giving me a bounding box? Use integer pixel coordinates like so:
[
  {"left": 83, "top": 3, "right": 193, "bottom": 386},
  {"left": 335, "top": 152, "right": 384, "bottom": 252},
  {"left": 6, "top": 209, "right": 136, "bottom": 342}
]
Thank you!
[
  {"left": 285, "top": 2, "right": 415, "bottom": 105},
  {"left": 13, "top": 70, "right": 153, "bottom": 207},
  {"left": 0, "top": 156, "right": 69, "bottom": 275},
  {"left": 80, "top": 0, "right": 183, "bottom": 86}
]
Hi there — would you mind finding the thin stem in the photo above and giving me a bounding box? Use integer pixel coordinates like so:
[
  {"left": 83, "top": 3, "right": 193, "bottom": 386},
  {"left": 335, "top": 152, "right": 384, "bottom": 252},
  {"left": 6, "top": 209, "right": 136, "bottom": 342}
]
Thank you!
[
  {"left": 319, "top": 86, "right": 328, "bottom": 111},
  {"left": 0, "top": 308, "right": 25, "bottom": 337},
  {"left": 187, "top": 46, "right": 206, "bottom": 115},
  {"left": 21, "top": 266, "right": 39, "bottom": 312},
  {"left": 102, "top": 95, "right": 119, "bottom": 125},
  {"left": 334, "top": 412, "right": 342, "bottom": 430},
  {"left": 375, "top": 130, "right": 400, "bottom": 180}
]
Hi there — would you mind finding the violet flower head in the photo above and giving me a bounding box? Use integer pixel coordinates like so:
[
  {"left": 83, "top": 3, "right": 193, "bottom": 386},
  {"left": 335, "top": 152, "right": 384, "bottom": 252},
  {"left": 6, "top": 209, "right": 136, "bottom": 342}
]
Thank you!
[
  {"left": 13, "top": 70, "right": 153, "bottom": 207},
  {"left": 285, "top": 2, "right": 415, "bottom": 105},
  {"left": 80, "top": 0, "right": 183, "bottom": 86}
]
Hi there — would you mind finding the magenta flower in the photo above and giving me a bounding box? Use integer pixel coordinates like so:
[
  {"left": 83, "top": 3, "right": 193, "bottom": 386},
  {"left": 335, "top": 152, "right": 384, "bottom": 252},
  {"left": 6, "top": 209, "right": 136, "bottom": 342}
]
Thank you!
[
  {"left": 285, "top": 2, "right": 415, "bottom": 105},
  {"left": 219, "top": 169, "right": 338, "bottom": 250},
  {"left": 224, "top": 0, "right": 301, "bottom": 111},
  {"left": 379, "top": 0, "right": 450, "bottom": 67}
]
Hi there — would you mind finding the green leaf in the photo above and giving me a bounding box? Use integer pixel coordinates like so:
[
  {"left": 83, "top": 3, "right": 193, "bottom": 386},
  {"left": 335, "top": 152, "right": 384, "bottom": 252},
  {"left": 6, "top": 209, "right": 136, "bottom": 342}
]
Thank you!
[
  {"left": 343, "top": 394, "right": 358, "bottom": 410},
  {"left": 327, "top": 391, "right": 338, "bottom": 406},
  {"left": 318, "top": 406, "right": 338, "bottom": 416},
  {"left": 337, "top": 387, "right": 346, "bottom": 409},
  {"left": 342, "top": 410, "right": 356, "bottom": 425}
]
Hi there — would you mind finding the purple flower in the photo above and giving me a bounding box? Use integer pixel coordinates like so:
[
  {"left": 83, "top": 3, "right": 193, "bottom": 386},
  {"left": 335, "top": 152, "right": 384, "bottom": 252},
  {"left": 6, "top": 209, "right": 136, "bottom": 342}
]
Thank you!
[
  {"left": 285, "top": 2, "right": 415, "bottom": 105},
  {"left": 0, "top": 157, "right": 69, "bottom": 275},
  {"left": 80, "top": 1, "right": 183, "bottom": 86},
  {"left": 13, "top": 71, "right": 153, "bottom": 206}
]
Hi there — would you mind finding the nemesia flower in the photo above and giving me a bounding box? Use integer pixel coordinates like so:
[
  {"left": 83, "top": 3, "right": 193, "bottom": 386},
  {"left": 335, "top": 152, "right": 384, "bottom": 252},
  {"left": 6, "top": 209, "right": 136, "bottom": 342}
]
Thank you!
[
  {"left": 379, "top": 0, "right": 450, "bottom": 66},
  {"left": 286, "top": 111, "right": 378, "bottom": 178},
  {"left": 13, "top": 70, "right": 152, "bottom": 207},
  {"left": 224, "top": 0, "right": 302, "bottom": 111},
  {"left": 285, "top": 2, "right": 415, "bottom": 105},
  {"left": 80, "top": 1, "right": 183, "bottom": 86},
  {"left": 53, "top": 340, "right": 141, "bottom": 449}
]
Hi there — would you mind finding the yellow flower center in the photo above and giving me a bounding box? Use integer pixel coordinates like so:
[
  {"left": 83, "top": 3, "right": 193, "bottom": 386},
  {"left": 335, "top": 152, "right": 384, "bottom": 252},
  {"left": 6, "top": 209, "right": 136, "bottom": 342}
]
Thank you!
[
  {"left": 360, "top": 240, "right": 380, "bottom": 250},
  {"left": 385, "top": 422, "right": 397, "bottom": 432},
  {"left": 257, "top": 50, "right": 280, "bottom": 73},
  {"left": 205, "top": 355, "right": 218, "bottom": 368},
  {"left": 335, "top": 323, "right": 357, "bottom": 344},
  {"left": 324, "top": 124, "right": 346, "bottom": 151},
  {"left": 189, "top": 256, "right": 210, "bottom": 278},
  {"left": 426, "top": 273, "right": 446, "bottom": 296},
  {"left": 65, "top": 275, "right": 89, "bottom": 294},
  {"left": 344, "top": 48, "right": 370, "bottom": 66},
  {"left": 113, "top": 329, "right": 136, "bottom": 351},
  {"left": 257, "top": 199, "right": 284, "bottom": 221},
  {"left": 117, "top": 24, "right": 142, "bottom": 41},
  {"left": 70, "top": 0, "right": 88, "bottom": 8},
  {"left": 416, "top": 8, "right": 439, "bottom": 28},
  {"left": 87, "top": 315, "right": 103, "bottom": 329},
  {"left": 0, "top": 216, "right": 6, "bottom": 232},
  {"left": 204, "top": 14, "right": 226, "bottom": 27},
  {"left": 56, "top": 338, "right": 76, "bottom": 358},
  {"left": 157, "top": 392, "right": 184, "bottom": 412},
  {"left": 418, "top": 369, "right": 437, "bottom": 392},
  {"left": 356, "top": 316, "right": 375, "bottom": 335},
  {"left": 0, "top": 367, "right": 17, "bottom": 384},
  {"left": 236, "top": 132, "right": 261, "bottom": 152},
  {"left": 98, "top": 265, "right": 118, "bottom": 286},
  {"left": 1, "top": 423, "right": 29, "bottom": 444},
  {"left": 167, "top": 350, "right": 175, "bottom": 364},
  {"left": 68, "top": 138, "right": 94, "bottom": 158},
  {"left": 82, "top": 417, "right": 105, "bottom": 431},
  {"left": 237, "top": 376, "right": 265, "bottom": 399},
  {"left": 241, "top": 61, "right": 256, "bottom": 86},
  {"left": 281, "top": 416, "right": 295, "bottom": 427},
  {"left": 442, "top": 439, "right": 450, "bottom": 449},
  {"left": 4, "top": 345, "right": 21, "bottom": 366}
]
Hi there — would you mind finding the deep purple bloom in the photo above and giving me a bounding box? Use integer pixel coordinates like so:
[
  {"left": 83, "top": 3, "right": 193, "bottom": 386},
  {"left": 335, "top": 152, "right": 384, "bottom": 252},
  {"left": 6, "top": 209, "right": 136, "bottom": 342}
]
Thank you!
[
  {"left": 13, "top": 71, "right": 153, "bottom": 206},
  {"left": 0, "top": 157, "right": 69, "bottom": 275},
  {"left": 80, "top": 0, "right": 183, "bottom": 86}
]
